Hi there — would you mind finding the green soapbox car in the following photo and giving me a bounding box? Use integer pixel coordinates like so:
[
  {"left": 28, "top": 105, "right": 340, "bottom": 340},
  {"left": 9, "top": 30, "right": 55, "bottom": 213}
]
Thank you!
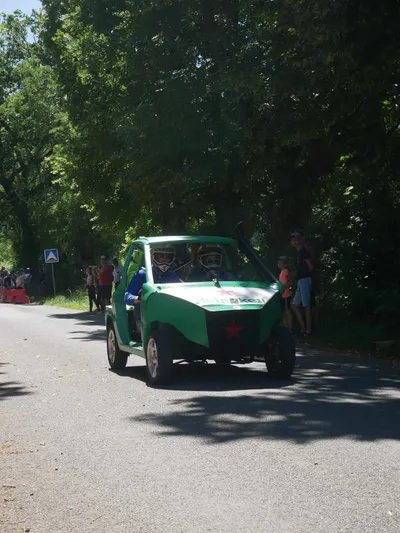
[{"left": 105, "top": 223, "right": 296, "bottom": 385}]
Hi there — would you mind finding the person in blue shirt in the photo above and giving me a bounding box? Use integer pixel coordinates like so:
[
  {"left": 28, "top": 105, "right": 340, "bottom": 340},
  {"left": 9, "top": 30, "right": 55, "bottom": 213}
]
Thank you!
[{"left": 124, "top": 246, "right": 180, "bottom": 326}]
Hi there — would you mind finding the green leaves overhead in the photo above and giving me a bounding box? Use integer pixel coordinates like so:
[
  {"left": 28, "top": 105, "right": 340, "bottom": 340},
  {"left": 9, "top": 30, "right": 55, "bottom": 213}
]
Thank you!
[
  {"left": 0, "top": 11, "right": 111, "bottom": 271},
  {"left": 1, "top": 1, "right": 399, "bottom": 329}
]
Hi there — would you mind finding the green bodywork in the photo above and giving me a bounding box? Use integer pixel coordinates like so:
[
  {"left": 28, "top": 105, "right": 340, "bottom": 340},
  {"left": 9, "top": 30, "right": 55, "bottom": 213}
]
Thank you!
[{"left": 105, "top": 235, "right": 284, "bottom": 359}]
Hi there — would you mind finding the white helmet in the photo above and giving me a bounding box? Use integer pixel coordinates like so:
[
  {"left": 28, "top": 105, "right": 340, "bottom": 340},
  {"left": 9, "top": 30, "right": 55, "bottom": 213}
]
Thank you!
[
  {"left": 151, "top": 246, "right": 176, "bottom": 273},
  {"left": 198, "top": 245, "right": 223, "bottom": 270}
]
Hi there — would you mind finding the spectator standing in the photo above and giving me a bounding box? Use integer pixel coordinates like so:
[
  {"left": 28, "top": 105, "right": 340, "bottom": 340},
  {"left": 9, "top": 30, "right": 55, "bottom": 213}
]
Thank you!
[
  {"left": 4, "top": 274, "right": 13, "bottom": 289},
  {"left": 292, "top": 228, "right": 319, "bottom": 323},
  {"left": 85, "top": 267, "right": 100, "bottom": 312},
  {"left": 4, "top": 270, "right": 15, "bottom": 289},
  {"left": 290, "top": 231, "right": 314, "bottom": 335},
  {"left": 97, "top": 255, "right": 113, "bottom": 311},
  {"left": 15, "top": 270, "right": 25, "bottom": 289},
  {"left": 277, "top": 256, "right": 293, "bottom": 332},
  {"left": 291, "top": 229, "right": 317, "bottom": 265},
  {"left": 91, "top": 266, "right": 101, "bottom": 311},
  {"left": 112, "top": 258, "right": 122, "bottom": 290},
  {"left": 23, "top": 267, "right": 32, "bottom": 285}
]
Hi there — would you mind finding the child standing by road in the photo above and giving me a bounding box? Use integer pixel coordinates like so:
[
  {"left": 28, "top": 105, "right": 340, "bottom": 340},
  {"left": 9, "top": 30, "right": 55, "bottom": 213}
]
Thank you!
[{"left": 277, "top": 256, "right": 293, "bottom": 333}]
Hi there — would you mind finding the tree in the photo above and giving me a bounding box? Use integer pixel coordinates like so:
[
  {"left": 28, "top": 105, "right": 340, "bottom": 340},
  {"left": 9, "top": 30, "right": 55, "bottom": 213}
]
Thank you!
[
  {"left": 41, "top": 1, "right": 348, "bottom": 240},
  {"left": 0, "top": 11, "right": 61, "bottom": 269},
  {"left": 40, "top": 0, "right": 400, "bottom": 335}
]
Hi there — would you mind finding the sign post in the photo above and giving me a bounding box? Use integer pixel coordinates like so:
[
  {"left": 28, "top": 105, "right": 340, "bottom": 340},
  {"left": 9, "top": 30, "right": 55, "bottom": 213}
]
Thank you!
[
  {"left": 44, "top": 249, "right": 59, "bottom": 297},
  {"left": 51, "top": 264, "right": 56, "bottom": 297}
]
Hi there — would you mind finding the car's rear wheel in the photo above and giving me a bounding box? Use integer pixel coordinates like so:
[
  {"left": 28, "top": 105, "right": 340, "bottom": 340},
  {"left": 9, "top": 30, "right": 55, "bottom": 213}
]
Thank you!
[
  {"left": 145, "top": 331, "right": 174, "bottom": 385},
  {"left": 265, "top": 326, "right": 295, "bottom": 379},
  {"left": 107, "top": 324, "right": 128, "bottom": 370}
]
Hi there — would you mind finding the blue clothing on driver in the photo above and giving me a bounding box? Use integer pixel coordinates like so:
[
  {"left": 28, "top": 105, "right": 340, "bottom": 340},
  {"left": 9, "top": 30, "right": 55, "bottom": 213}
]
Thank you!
[{"left": 124, "top": 267, "right": 180, "bottom": 319}]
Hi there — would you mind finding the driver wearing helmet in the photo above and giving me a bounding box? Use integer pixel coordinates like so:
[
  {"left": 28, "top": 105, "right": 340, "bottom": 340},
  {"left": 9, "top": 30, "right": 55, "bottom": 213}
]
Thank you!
[
  {"left": 188, "top": 245, "right": 229, "bottom": 282},
  {"left": 124, "top": 245, "right": 180, "bottom": 311}
]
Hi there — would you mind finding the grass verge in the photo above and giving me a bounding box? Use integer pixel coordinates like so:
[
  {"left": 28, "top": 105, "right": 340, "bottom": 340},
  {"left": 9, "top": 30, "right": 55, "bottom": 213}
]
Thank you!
[{"left": 44, "top": 288, "right": 88, "bottom": 311}]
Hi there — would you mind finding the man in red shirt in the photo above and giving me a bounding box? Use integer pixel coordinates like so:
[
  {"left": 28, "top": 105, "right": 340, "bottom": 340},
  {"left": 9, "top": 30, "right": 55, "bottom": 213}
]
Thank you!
[{"left": 98, "top": 255, "right": 113, "bottom": 311}]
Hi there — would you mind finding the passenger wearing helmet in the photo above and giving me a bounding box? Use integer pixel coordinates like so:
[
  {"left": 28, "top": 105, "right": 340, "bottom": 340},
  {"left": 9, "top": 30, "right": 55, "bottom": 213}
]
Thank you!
[
  {"left": 124, "top": 245, "right": 180, "bottom": 311},
  {"left": 188, "top": 245, "right": 229, "bottom": 282}
]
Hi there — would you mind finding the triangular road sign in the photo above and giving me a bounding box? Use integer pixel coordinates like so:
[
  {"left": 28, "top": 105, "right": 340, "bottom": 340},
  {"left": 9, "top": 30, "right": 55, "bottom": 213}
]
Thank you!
[{"left": 44, "top": 248, "right": 59, "bottom": 263}]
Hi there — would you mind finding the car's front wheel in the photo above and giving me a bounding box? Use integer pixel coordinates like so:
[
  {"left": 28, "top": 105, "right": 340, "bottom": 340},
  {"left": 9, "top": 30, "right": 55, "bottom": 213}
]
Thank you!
[
  {"left": 265, "top": 326, "right": 295, "bottom": 379},
  {"left": 145, "top": 331, "right": 174, "bottom": 385},
  {"left": 107, "top": 324, "right": 128, "bottom": 370}
]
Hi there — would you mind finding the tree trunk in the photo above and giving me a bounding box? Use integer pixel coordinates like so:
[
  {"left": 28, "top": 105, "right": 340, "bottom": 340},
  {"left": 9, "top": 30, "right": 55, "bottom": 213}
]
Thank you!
[{"left": 10, "top": 202, "right": 40, "bottom": 270}]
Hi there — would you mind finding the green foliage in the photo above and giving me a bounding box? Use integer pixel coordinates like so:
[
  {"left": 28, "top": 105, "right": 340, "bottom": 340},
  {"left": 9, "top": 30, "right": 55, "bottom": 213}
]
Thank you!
[
  {"left": 42, "top": 0, "right": 342, "bottom": 238},
  {"left": 0, "top": 11, "right": 64, "bottom": 267},
  {"left": 0, "top": 230, "right": 16, "bottom": 269},
  {"left": 0, "top": 2, "right": 399, "bottom": 346},
  {"left": 44, "top": 287, "right": 88, "bottom": 311},
  {"left": 0, "top": 11, "right": 117, "bottom": 274}
]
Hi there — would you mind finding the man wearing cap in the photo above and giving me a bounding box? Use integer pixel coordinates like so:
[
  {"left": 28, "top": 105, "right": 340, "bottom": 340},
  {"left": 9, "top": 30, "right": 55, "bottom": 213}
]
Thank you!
[
  {"left": 290, "top": 231, "right": 314, "bottom": 335},
  {"left": 292, "top": 229, "right": 317, "bottom": 268},
  {"left": 98, "top": 255, "right": 113, "bottom": 311}
]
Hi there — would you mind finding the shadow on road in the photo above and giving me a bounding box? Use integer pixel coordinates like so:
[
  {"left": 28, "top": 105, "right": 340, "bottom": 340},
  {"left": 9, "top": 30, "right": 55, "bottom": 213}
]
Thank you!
[
  {"left": 114, "top": 362, "right": 293, "bottom": 392},
  {"left": 69, "top": 329, "right": 106, "bottom": 342},
  {"left": 48, "top": 311, "right": 104, "bottom": 327},
  {"left": 128, "top": 350, "right": 400, "bottom": 444},
  {"left": 48, "top": 311, "right": 106, "bottom": 341},
  {"left": 0, "top": 363, "right": 34, "bottom": 402}
]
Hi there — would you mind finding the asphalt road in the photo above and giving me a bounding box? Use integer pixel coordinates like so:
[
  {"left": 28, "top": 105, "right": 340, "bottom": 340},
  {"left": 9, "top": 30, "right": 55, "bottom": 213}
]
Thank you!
[{"left": 1, "top": 305, "right": 399, "bottom": 533}]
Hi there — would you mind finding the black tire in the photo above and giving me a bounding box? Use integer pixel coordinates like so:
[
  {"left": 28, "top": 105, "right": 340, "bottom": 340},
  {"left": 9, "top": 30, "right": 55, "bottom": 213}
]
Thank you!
[
  {"left": 107, "top": 323, "right": 128, "bottom": 370},
  {"left": 265, "top": 326, "right": 296, "bottom": 379},
  {"left": 145, "top": 330, "right": 174, "bottom": 385}
]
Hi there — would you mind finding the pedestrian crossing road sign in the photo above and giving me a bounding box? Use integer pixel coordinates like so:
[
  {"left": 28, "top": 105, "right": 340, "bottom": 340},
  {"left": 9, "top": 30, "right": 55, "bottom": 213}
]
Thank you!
[{"left": 44, "top": 248, "right": 59, "bottom": 263}]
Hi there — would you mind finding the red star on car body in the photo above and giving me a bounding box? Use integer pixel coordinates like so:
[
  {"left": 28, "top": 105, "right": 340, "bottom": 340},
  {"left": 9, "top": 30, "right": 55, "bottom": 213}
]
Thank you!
[
  {"left": 218, "top": 288, "right": 232, "bottom": 296},
  {"left": 224, "top": 320, "right": 244, "bottom": 340}
]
